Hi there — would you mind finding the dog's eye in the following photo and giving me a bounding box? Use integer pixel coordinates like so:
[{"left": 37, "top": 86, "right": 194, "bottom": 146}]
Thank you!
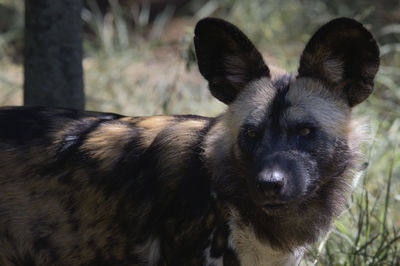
[
  {"left": 298, "top": 128, "right": 311, "bottom": 136},
  {"left": 246, "top": 128, "right": 258, "bottom": 138},
  {"left": 239, "top": 126, "right": 261, "bottom": 153}
]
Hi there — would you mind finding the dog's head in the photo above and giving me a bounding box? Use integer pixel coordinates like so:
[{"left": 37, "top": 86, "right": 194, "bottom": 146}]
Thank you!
[{"left": 195, "top": 18, "right": 379, "bottom": 217}]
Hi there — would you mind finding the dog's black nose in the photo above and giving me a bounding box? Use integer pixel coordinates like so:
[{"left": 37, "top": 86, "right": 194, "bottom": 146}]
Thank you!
[{"left": 255, "top": 170, "right": 285, "bottom": 195}]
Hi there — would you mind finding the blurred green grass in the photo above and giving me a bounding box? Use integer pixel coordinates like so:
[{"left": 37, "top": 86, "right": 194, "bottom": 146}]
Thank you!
[{"left": 0, "top": 0, "right": 399, "bottom": 264}]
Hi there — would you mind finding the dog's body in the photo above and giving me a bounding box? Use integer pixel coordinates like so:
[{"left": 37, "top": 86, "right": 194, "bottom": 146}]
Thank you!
[{"left": 0, "top": 17, "right": 379, "bottom": 265}]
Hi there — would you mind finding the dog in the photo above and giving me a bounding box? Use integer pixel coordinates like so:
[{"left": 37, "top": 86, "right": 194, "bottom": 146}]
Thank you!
[{"left": 0, "top": 17, "right": 379, "bottom": 265}]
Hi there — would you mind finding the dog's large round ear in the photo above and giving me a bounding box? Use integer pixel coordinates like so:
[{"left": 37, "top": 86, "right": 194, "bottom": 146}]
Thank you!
[
  {"left": 194, "top": 18, "right": 270, "bottom": 104},
  {"left": 298, "top": 18, "right": 380, "bottom": 107}
]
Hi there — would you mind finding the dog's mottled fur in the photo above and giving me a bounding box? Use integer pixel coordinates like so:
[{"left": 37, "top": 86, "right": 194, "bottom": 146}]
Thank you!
[{"left": 0, "top": 17, "right": 379, "bottom": 265}]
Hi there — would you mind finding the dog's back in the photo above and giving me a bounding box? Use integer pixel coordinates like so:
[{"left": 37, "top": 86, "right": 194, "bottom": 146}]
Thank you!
[{"left": 0, "top": 106, "right": 222, "bottom": 265}]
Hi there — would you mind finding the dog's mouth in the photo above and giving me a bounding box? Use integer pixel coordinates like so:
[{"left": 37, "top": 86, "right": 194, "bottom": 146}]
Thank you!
[
  {"left": 251, "top": 194, "right": 292, "bottom": 213},
  {"left": 260, "top": 202, "right": 293, "bottom": 215},
  {"left": 262, "top": 203, "right": 285, "bottom": 209}
]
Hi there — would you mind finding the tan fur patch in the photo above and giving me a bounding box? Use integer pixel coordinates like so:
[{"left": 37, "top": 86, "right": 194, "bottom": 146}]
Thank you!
[
  {"left": 81, "top": 122, "right": 133, "bottom": 169},
  {"left": 160, "top": 119, "right": 207, "bottom": 152},
  {"left": 119, "top": 116, "right": 141, "bottom": 124},
  {"left": 269, "top": 65, "right": 289, "bottom": 81},
  {"left": 137, "top": 116, "right": 174, "bottom": 146},
  {"left": 155, "top": 119, "right": 207, "bottom": 178},
  {"left": 137, "top": 116, "right": 174, "bottom": 129},
  {"left": 346, "top": 117, "right": 369, "bottom": 172},
  {"left": 177, "top": 119, "right": 207, "bottom": 131}
]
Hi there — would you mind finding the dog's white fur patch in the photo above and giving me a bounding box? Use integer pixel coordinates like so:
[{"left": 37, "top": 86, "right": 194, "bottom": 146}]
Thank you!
[
  {"left": 228, "top": 208, "right": 304, "bottom": 266},
  {"left": 203, "top": 229, "right": 224, "bottom": 266},
  {"left": 134, "top": 237, "right": 160, "bottom": 265}
]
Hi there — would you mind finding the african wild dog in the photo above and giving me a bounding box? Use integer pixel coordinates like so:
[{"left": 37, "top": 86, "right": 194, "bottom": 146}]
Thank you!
[{"left": 0, "top": 17, "right": 379, "bottom": 265}]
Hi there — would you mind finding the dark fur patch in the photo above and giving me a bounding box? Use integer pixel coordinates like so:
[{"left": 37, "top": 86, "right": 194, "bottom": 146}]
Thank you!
[
  {"left": 269, "top": 77, "right": 292, "bottom": 135},
  {"left": 0, "top": 106, "right": 51, "bottom": 145},
  {"left": 298, "top": 17, "right": 379, "bottom": 106},
  {"left": 194, "top": 18, "right": 270, "bottom": 104}
]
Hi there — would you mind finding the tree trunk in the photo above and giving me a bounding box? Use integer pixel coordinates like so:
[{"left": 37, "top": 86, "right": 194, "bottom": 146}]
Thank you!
[{"left": 24, "top": 0, "right": 85, "bottom": 109}]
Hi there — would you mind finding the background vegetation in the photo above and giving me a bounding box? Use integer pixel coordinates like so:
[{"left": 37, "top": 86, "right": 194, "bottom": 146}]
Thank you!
[{"left": 0, "top": 0, "right": 399, "bottom": 264}]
